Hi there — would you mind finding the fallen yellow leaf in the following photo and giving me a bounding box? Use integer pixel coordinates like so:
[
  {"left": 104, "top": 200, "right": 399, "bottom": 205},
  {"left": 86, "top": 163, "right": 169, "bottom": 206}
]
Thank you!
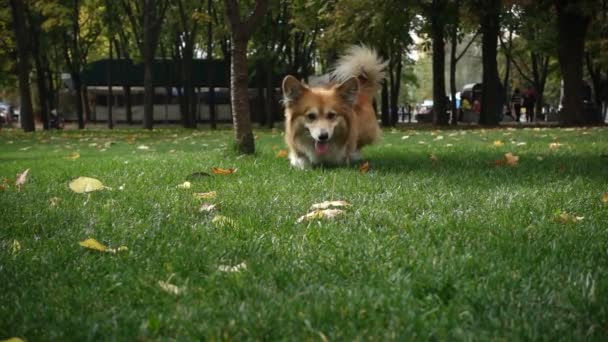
[
  {"left": 1, "top": 338, "right": 25, "bottom": 342},
  {"left": 199, "top": 203, "right": 217, "bottom": 212},
  {"left": 217, "top": 262, "right": 247, "bottom": 273},
  {"left": 212, "top": 215, "right": 236, "bottom": 228},
  {"left": 555, "top": 211, "right": 584, "bottom": 224},
  {"left": 158, "top": 280, "right": 182, "bottom": 295},
  {"left": 10, "top": 240, "right": 21, "bottom": 255},
  {"left": 549, "top": 142, "right": 563, "bottom": 149},
  {"left": 212, "top": 167, "right": 237, "bottom": 175},
  {"left": 194, "top": 191, "right": 217, "bottom": 199},
  {"left": 359, "top": 161, "right": 370, "bottom": 174},
  {"left": 0, "top": 177, "right": 9, "bottom": 191},
  {"left": 65, "top": 152, "right": 80, "bottom": 160},
  {"left": 297, "top": 209, "right": 344, "bottom": 223},
  {"left": 276, "top": 149, "right": 289, "bottom": 158},
  {"left": 49, "top": 197, "right": 61, "bottom": 207},
  {"left": 602, "top": 192, "right": 608, "bottom": 204},
  {"left": 310, "top": 200, "right": 351, "bottom": 210},
  {"left": 177, "top": 181, "right": 192, "bottom": 189},
  {"left": 78, "top": 238, "right": 128, "bottom": 254},
  {"left": 493, "top": 140, "right": 504, "bottom": 147},
  {"left": 505, "top": 152, "right": 519, "bottom": 167},
  {"left": 69, "top": 177, "right": 107, "bottom": 193}
]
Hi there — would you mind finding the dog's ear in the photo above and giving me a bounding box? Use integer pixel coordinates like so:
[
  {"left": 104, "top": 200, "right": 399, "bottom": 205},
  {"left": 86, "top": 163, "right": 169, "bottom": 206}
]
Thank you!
[
  {"left": 282, "top": 75, "right": 306, "bottom": 105},
  {"left": 336, "top": 76, "right": 359, "bottom": 106}
]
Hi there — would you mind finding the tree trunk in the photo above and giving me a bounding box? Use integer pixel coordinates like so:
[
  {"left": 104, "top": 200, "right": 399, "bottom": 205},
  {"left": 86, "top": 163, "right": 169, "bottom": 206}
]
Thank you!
[
  {"left": 230, "top": 38, "right": 255, "bottom": 153},
  {"left": 9, "top": 0, "right": 35, "bottom": 132},
  {"left": 29, "top": 12, "right": 50, "bottom": 130},
  {"left": 224, "top": 0, "right": 268, "bottom": 153},
  {"left": 124, "top": 85, "right": 133, "bottom": 124},
  {"left": 107, "top": 38, "right": 114, "bottom": 129},
  {"left": 555, "top": 0, "right": 590, "bottom": 125},
  {"left": 479, "top": 0, "right": 502, "bottom": 126},
  {"left": 83, "top": 87, "right": 92, "bottom": 122},
  {"left": 431, "top": 9, "right": 448, "bottom": 126},
  {"left": 381, "top": 80, "right": 390, "bottom": 126},
  {"left": 182, "top": 43, "right": 196, "bottom": 128},
  {"left": 207, "top": 0, "right": 217, "bottom": 129},
  {"left": 389, "top": 54, "right": 402, "bottom": 126},
  {"left": 72, "top": 73, "right": 85, "bottom": 129},
  {"left": 142, "top": 0, "right": 158, "bottom": 130},
  {"left": 34, "top": 54, "right": 49, "bottom": 130},
  {"left": 265, "top": 59, "right": 274, "bottom": 128},
  {"left": 449, "top": 27, "right": 458, "bottom": 125},
  {"left": 502, "top": 29, "right": 513, "bottom": 115}
]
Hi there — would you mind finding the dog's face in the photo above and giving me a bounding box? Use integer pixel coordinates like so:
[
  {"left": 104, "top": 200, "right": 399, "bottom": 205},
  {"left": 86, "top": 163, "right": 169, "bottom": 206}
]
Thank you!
[{"left": 282, "top": 76, "right": 358, "bottom": 155}]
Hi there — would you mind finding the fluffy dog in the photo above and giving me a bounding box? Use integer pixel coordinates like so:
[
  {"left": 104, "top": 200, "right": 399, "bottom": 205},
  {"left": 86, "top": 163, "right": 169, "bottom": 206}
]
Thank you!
[{"left": 281, "top": 45, "right": 387, "bottom": 169}]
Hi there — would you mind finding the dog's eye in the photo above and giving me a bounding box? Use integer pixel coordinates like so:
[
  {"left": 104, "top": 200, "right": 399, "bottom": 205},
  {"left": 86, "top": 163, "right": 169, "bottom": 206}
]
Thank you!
[
  {"left": 327, "top": 112, "right": 337, "bottom": 120},
  {"left": 306, "top": 113, "right": 316, "bottom": 121}
]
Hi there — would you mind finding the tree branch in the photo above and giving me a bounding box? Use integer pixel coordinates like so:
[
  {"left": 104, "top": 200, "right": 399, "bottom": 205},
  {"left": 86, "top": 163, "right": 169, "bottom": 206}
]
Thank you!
[{"left": 455, "top": 29, "right": 481, "bottom": 63}]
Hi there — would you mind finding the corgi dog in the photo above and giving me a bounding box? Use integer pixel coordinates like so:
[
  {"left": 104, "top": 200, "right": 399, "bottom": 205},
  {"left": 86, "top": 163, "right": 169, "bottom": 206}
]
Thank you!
[{"left": 281, "top": 45, "right": 387, "bottom": 169}]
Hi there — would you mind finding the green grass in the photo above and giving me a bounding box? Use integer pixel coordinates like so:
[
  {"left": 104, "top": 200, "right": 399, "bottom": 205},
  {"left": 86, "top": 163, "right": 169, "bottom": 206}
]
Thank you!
[{"left": 1, "top": 126, "right": 608, "bottom": 340}]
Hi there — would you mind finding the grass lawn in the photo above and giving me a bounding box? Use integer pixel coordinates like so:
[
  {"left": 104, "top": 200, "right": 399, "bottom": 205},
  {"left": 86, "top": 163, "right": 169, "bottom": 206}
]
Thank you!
[{"left": 1, "top": 126, "right": 608, "bottom": 340}]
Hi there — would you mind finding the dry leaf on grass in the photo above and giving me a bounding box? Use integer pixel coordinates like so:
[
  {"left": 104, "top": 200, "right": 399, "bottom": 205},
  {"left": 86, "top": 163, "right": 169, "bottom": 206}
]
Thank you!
[
  {"left": 212, "top": 167, "right": 237, "bottom": 175},
  {"left": 602, "top": 192, "right": 608, "bottom": 204},
  {"left": 65, "top": 152, "right": 80, "bottom": 160},
  {"left": 15, "top": 169, "right": 30, "bottom": 189},
  {"left": 495, "top": 152, "right": 519, "bottom": 167},
  {"left": 69, "top": 177, "right": 107, "bottom": 193},
  {"left": 549, "top": 142, "right": 563, "bottom": 149},
  {"left": 194, "top": 191, "right": 217, "bottom": 199},
  {"left": 177, "top": 181, "right": 191, "bottom": 189},
  {"left": 10, "top": 240, "right": 21, "bottom": 255},
  {"left": 505, "top": 152, "right": 519, "bottom": 166},
  {"left": 429, "top": 154, "right": 439, "bottom": 163},
  {"left": 158, "top": 280, "right": 183, "bottom": 295},
  {"left": 555, "top": 211, "right": 584, "bottom": 224},
  {"left": 212, "top": 215, "right": 236, "bottom": 228},
  {"left": 359, "top": 161, "right": 370, "bottom": 174},
  {"left": 1, "top": 338, "right": 25, "bottom": 342},
  {"left": 199, "top": 203, "right": 217, "bottom": 212},
  {"left": 0, "top": 177, "right": 9, "bottom": 191},
  {"left": 276, "top": 149, "right": 289, "bottom": 158},
  {"left": 297, "top": 209, "right": 344, "bottom": 223},
  {"left": 137, "top": 145, "right": 150, "bottom": 150},
  {"left": 218, "top": 262, "right": 247, "bottom": 273},
  {"left": 310, "top": 200, "right": 351, "bottom": 210},
  {"left": 49, "top": 197, "right": 61, "bottom": 207},
  {"left": 493, "top": 140, "right": 504, "bottom": 147},
  {"left": 79, "top": 238, "right": 128, "bottom": 254}
]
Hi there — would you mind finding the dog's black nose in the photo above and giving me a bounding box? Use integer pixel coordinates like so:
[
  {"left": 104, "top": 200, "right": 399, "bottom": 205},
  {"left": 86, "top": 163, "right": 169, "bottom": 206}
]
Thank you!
[{"left": 318, "top": 132, "right": 329, "bottom": 141}]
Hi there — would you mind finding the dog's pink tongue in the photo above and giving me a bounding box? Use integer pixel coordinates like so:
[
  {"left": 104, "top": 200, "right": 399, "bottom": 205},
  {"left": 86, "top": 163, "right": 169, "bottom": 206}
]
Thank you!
[{"left": 315, "top": 141, "right": 329, "bottom": 155}]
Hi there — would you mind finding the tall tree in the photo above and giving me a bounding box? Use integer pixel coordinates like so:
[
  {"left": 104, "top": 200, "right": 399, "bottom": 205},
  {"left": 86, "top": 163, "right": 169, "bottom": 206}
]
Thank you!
[
  {"left": 224, "top": 0, "right": 268, "bottom": 154},
  {"left": 121, "top": 0, "right": 169, "bottom": 129},
  {"left": 9, "top": 0, "right": 35, "bottom": 132},
  {"left": 476, "top": 0, "right": 503, "bottom": 126},
  {"left": 554, "top": 0, "right": 592, "bottom": 125},
  {"left": 423, "top": 0, "right": 449, "bottom": 125}
]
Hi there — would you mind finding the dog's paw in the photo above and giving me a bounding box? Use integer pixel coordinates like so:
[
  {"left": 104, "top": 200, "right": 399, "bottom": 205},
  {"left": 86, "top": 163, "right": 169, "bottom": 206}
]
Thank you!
[
  {"left": 349, "top": 150, "right": 362, "bottom": 162},
  {"left": 290, "top": 153, "right": 310, "bottom": 170}
]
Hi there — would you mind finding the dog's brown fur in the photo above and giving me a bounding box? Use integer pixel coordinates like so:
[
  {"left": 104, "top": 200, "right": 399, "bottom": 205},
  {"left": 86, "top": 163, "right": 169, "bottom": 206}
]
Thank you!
[{"left": 282, "top": 45, "right": 386, "bottom": 169}]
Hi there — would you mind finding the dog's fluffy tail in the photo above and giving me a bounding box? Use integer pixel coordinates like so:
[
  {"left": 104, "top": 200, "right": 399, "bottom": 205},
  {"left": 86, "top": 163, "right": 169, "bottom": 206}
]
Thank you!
[{"left": 330, "top": 45, "right": 388, "bottom": 96}]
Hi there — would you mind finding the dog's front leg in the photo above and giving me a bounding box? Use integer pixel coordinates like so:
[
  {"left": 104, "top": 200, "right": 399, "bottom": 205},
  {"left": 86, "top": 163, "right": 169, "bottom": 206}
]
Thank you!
[{"left": 289, "top": 152, "right": 311, "bottom": 169}]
